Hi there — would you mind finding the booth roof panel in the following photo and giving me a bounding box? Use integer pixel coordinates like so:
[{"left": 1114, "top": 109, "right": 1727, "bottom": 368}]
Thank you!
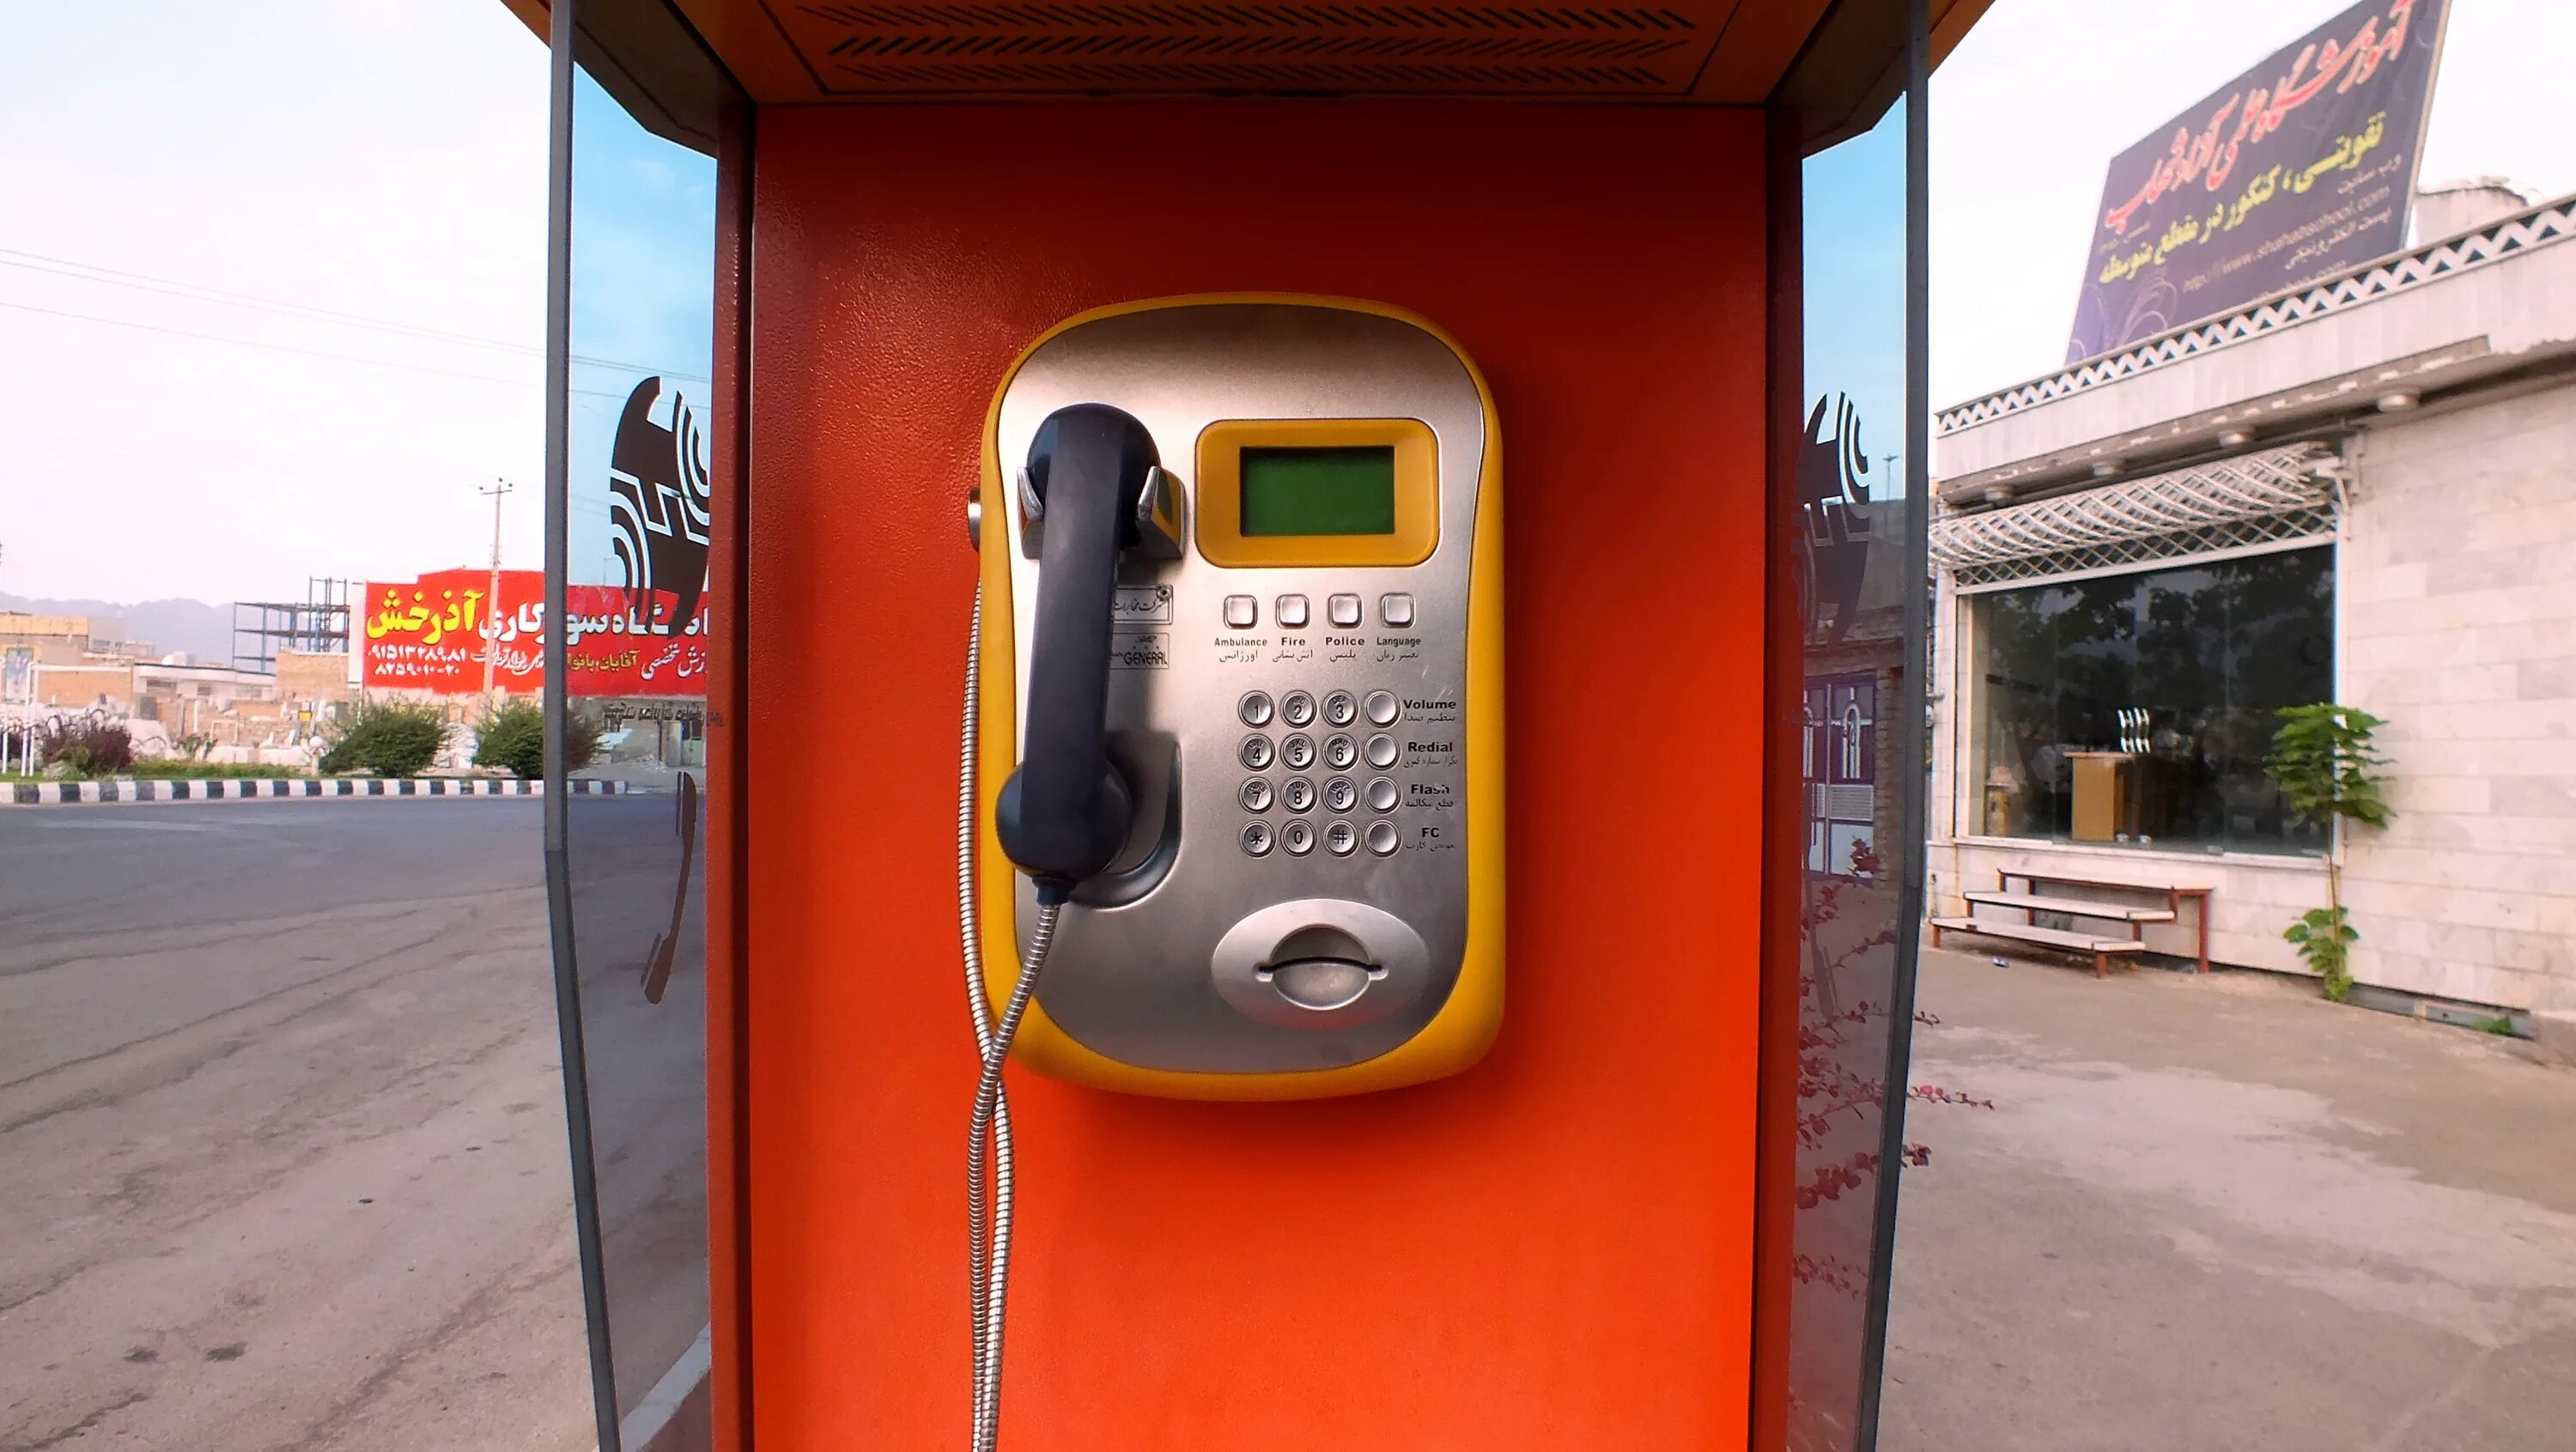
[{"left": 504, "top": 0, "right": 1991, "bottom": 111}]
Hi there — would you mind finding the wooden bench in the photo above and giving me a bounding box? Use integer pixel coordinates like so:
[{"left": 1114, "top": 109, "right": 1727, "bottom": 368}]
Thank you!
[
  {"left": 1929, "top": 917, "right": 2147, "bottom": 979},
  {"left": 1930, "top": 871, "right": 2216, "bottom": 979},
  {"left": 1998, "top": 870, "right": 2212, "bottom": 974}
]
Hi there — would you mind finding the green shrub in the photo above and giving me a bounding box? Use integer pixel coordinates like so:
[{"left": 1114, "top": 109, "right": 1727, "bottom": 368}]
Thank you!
[
  {"left": 470, "top": 699, "right": 603, "bottom": 779},
  {"left": 319, "top": 700, "right": 450, "bottom": 778},
  {"left": 43, "top": 720, "right": 134, "bottom": 777},
  {"left": 129, "top": 759, "right": 311, "bottom": 780}
]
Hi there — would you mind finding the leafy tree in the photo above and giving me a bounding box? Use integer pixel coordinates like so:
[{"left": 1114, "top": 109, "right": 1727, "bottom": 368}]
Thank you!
[
  {"left": 2263, "top": 704, "right": 2391, "bottom": 1000},
  {"left": 319, "top": 700, "right": 450, "bottom": 779}
]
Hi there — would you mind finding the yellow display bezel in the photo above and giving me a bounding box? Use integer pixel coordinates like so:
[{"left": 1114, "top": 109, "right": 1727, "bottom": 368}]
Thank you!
[{"left": 1194, "top": 416, "right": 1438, "bottom": 568}]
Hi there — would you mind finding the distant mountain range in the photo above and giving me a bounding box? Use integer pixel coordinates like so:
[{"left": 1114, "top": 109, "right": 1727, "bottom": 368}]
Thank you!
[{"left": 0, "top": 593, "right": 240, "bottom": 665}]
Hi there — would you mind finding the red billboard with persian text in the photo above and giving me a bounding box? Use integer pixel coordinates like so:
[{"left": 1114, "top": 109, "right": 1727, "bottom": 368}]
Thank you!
[{"left": 360, "top": 568, "right": 708, "bottom": 696}]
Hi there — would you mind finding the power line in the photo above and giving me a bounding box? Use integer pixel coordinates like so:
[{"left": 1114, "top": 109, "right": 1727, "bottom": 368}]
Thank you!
[
  {"left": 0, "top": 298, "right": 649, "bottom": 404},
  {"left": 0, "top": 246, "right": 710, "bottom": 384}
]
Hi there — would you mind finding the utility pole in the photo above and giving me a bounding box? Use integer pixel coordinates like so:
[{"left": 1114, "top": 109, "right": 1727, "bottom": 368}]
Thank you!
[{"left": 479, "top": 478, "right": 515, "bottom": 700}]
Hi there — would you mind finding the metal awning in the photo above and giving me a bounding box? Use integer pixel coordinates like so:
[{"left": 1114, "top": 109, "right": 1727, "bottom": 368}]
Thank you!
[{"left": 1930, "top": 441, "right": 2340, "bottom": 586}]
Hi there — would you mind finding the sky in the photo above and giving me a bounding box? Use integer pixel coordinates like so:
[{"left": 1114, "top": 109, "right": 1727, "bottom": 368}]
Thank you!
[{"left": 1, "top": 0, "right": 2570, "bottom": 607}]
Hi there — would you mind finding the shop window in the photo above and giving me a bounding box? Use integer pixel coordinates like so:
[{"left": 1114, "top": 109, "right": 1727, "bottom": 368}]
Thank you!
[{"left": 1969, "top": 544, "right": 2332, "bottom": 854}]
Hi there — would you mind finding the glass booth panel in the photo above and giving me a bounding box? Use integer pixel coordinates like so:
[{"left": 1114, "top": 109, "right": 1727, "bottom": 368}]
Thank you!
[
  {"left": 1782, "top": 23, "right": 1924, "bottom": 1452},
  {"left": 547, "top": 9, "right": 738, "bottom": 1445}
]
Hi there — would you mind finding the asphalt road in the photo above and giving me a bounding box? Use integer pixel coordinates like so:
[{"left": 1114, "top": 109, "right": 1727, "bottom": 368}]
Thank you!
[
  {"left": 1884, "top": 946, "right": 2576, "bottom": 1452},
  {"left": 0, "top": 799, "right": 596, "bottom": 1452}
]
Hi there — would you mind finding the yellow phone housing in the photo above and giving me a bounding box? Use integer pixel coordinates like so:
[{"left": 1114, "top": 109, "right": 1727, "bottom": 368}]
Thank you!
[{"left": 973, "top": 295, "right": 1503, "bottom": 1099}]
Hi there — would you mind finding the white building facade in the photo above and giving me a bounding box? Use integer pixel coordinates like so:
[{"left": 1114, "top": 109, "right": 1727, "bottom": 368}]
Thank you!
[{"left": 1928, "top": 184, "right": 2576, "bottom": 1015}]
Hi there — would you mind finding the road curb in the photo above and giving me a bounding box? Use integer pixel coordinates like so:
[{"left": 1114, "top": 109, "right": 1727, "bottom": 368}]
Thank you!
[{"left": 3, "top": 779, "right": 631, "bottom": 806}]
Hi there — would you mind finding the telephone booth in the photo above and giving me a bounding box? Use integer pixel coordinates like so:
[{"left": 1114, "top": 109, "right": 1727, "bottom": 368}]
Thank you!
[{"left": 511, "top": 2, "right": 1982, "bottom": 1448}]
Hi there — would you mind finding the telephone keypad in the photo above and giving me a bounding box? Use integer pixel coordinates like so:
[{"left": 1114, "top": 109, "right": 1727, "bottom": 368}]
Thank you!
[
  {"left": 1280, "top": 733, "right": 1316, "bottom": 771},
  {"left": 1236, "top": 683, "right": 1450, "bottom": 860}
]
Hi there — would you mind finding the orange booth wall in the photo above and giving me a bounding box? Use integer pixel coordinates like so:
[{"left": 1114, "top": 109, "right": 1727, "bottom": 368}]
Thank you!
[{"left": 742, "top": 102, "right": 1776, "bottom": 1448}]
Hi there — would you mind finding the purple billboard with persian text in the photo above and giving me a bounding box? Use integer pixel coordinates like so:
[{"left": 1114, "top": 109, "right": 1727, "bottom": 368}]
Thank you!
[{"left": 2067, "top": 0, "right": 2450, "bottom": 364}]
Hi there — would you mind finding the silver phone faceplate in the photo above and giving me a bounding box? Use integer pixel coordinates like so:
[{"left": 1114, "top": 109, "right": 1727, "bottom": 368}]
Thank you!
[{"left": 997, "top": 303, "right": 1484, "bottom": 1074}]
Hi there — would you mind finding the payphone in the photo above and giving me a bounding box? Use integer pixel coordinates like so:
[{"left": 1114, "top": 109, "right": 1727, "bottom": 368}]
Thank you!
[
  {"left": 966, "top": 295, "right": 1505, "bottom": 1100},
  {"left": 956, "top": 295, "right": 1507, "bottom": 1447}
]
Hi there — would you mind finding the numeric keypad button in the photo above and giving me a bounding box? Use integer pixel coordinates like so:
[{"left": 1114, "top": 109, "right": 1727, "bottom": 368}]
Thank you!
[
  {"left": 1241, "top": 823, "right": 1273, "bottom": 856},
  {"left": 1239, "top": 734, "right": 1275, "bottom": 770},
  {"left": 1280, "top": 690, "right": 1316, "bottom": 727},
  {"left": 1323, "top": 690, "right": 1358, "bottom": 727},
  {"left": 1281, "top": 776, "right": 1316, "bottom": 813},
  {"left": 1237, "top": 691, "right": 1274, "bottom": 727},
  {"left": 1325, "top": 821, "right": 1358, "bottom": 856},
  {"left": 1280, "top": 733, "right": 1316, "bottom": 770},
  {"left": 1281, "top": 820, "right": 1316, "bottom": 856},
  {"left": 1325, "top": 777, "right": 1358, "bottom": 813},
  {"left": 1323, "top": 733, "right": 1358, "bottom": 770},
  {"left": 1239, "top": 779, "right": 1273, "bottom": 812}
]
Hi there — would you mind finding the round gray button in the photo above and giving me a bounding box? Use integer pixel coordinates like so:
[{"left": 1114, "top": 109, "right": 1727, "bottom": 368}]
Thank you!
[
  {"left": 1240, "top": 734, "right": 1274, "bottom": 770},
  {"left": 1323, "top": 733, "right": 1358, "bottom": 770},
  {"left": 1364, "top": 690, "right": 1400, "bottom": 726},
  {"left": 1325, "top": 776, "right": 1358, "bottom": 813},
  {"left": 1323, "top": 690, "right": 1358, "bottom": 727},
  {"left": 1280, "top": 690, "right": 1316, "bottom": 728},
  {"left": 1367, "top": 777, "right": 1399, "bottom": 812},
  {"left": 1239, "top": 779, "right": 1273, "bottom": 812},
  {"left": 1366, "top": 820, "right": 1400, "bottom": 856},
  {"left": 1325, "top": 821, "right": 1359, "bottom": 856},
  {"left": 1281, "top": 776, "right": 1315, "bottom": 813},
  {"left": 1280, "top": 733, "right": 1316, "bottom": 770},
  {"left": 1280, "top": 819, "right": 1316, "bottom": 855},
  {"left": 1364, "top": 733, "right": 1398, "bottom": 769},
  {"left": 1237, "top": 691, "right": 1274, "bottom": 727},
  {"left": 1241, "top": 822, "right": 1273, "bottom": 856}
]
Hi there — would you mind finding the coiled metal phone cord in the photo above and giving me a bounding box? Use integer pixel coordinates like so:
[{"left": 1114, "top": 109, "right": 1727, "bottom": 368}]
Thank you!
[{"left": 958, "top": 584, "right": 1061, "bottom": 1452}]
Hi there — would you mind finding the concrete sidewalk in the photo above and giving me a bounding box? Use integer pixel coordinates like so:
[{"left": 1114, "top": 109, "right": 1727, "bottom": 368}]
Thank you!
[{"left": 1883, "top": 946, "right": 2576, "bottom": 1452}]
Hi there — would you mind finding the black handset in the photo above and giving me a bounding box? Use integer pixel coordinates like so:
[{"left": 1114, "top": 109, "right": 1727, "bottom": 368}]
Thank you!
[{"left": 994, "top": 403, "right": 1161, "bottom": 896}]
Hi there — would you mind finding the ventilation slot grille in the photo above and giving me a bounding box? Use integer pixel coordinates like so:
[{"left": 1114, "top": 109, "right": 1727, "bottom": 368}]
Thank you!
[{"left": 775, "top": 2, "right": 1716, "bottom": 96}]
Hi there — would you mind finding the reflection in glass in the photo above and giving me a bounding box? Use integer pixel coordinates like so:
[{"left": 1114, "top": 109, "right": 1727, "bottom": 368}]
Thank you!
[
  {"left": 554, "top": 51, "right": 724, "bottom": 1448},
  {"left": 1785, "top": 78, "right": 1917, "bottom": 1452},
  {"left": 1970, "top": 547, "right": 2332, "bottom": 854}
]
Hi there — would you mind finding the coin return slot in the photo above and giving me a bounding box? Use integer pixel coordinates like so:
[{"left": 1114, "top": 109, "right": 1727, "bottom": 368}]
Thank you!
[{"left": 1255, "top": 925, "right": 1388, "bottom": 1012}]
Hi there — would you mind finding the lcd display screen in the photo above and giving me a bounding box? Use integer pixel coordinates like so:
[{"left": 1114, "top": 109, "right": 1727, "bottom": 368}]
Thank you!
[{"left": 1238, "top": 446, "right": 1398, "bottom": 536}]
